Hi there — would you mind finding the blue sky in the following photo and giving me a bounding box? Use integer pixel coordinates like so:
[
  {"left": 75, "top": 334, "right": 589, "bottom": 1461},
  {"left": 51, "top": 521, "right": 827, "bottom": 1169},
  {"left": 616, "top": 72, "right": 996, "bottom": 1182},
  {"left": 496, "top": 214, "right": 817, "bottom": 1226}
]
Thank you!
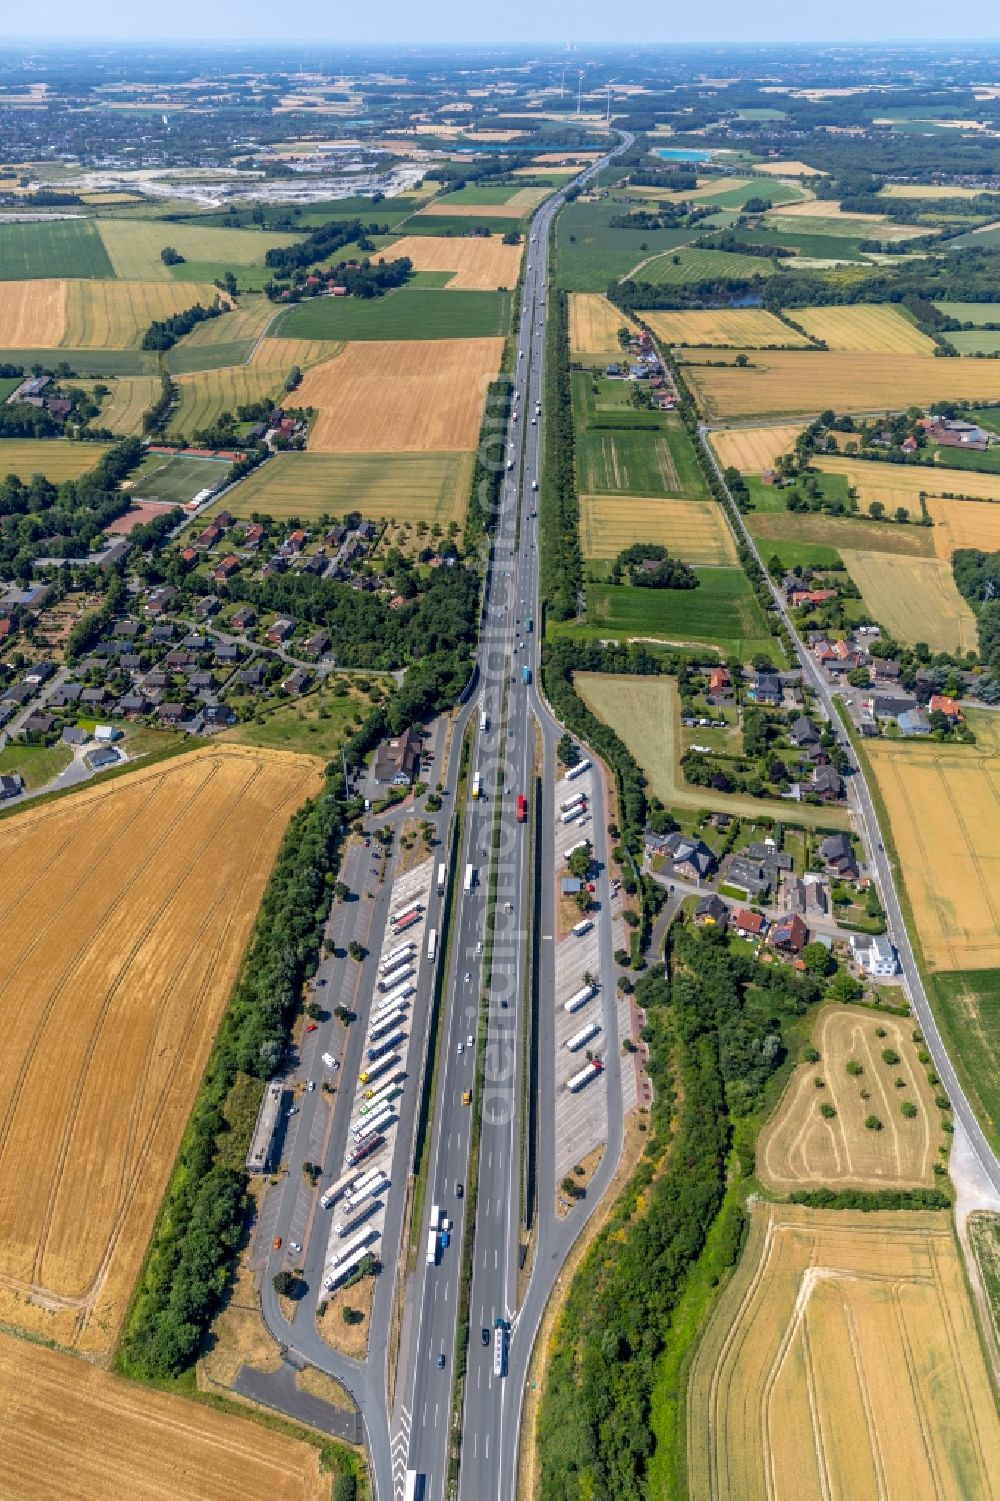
[{"left": 6, "top": 1, "right": 1000, "bottom": 43}]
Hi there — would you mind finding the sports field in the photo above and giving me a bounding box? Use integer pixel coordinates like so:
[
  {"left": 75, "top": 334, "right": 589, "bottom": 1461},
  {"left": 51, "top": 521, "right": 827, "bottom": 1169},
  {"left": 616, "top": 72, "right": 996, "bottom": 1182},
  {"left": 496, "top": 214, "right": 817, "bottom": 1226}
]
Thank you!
[
  {"left": 0, "top": 745, "right": 322, "bottom": 1353},
  {"left": 295, "top": 337, "right": 503, "bottom": 451},
  {"left": 98, "top": 376, "right": 160, "bottom": 436},
  {"left": 129, "top": 451, "right": 229, "bottom": 504},
  {"left": 641, "top": 308, "right": 807, "bottom": 348},
  {"left": 0, "top": 278, "right": 223, "bottom": 350},
  {"left": 816, "top": 451, "right": 1000, "bottom": 513},
  {"left": 758, "top": 1006, "right": 939, "bottom": 1193},
  {"left": 747, "top": 509, "right": 935, "bottom": 557},
  {"left": 579, "top": 495, "right": 737, "bottom": 564},
  {"left": 381, "top": 233, "right": 523, "bottom": 289},
  {"left": 709, "top": 422, "right": 805, "bottom": 473},
  {"left": 577, "top": 426, "right": 709, "bottom": 496},
  {"left": 0, "top": 1330, "right": 329, "bottom": 1501},
  {"left": 687, "top": 1203, "right": 1000, "bottom": 1501},
  {"left": 0, "top": 218, "right": 114, "bottom": 280},
  {"left": 685, "top": 350, "right": 1000, "bottom": 418},
  {"left": 865, "top": 714, "right": 1000, "bottom": 971},
  {"left": 274, "top": 286, "right": 510, "bottom": 341},
  {"left": 926, "top": 496, "right": 1000, "bottom": 557},
  {"left": 222, "top": 451, "right": 474, "bottom": 526},
  {"left": 567, "top": 293, "right": 636, "bottom": 361},
  {"left": 173, "top": 363, "right": 286, "bottom": 437},
  {"left": 785, "top": 304, "right": 937, "bottom": 353},
  {"left": 0, "top": 438, "right": 110, "bottom": 482},
  {"left": 841, "top": 550, "right": 977, "bottom": 652},
  {"left": 575, "top": 673, "right": 847, "bottom": 827},
  {"left": 95, "top": 218, "right": 301, "bottom": 281}
]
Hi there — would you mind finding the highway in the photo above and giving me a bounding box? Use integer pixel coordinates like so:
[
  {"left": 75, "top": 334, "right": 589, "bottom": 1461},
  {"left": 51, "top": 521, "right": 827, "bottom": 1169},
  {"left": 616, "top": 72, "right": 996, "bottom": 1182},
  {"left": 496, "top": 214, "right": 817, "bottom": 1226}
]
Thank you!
[{"left": 698, "top": 422, "right": 1000, "bottom": 1199}]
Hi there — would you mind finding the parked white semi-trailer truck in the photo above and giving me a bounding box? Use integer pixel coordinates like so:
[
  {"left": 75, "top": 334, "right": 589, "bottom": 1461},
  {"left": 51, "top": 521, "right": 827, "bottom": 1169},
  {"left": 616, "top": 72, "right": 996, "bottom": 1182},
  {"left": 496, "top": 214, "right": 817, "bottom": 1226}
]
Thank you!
[
  {"left": 564, "top": 983, "right": 596, "bottom": 1014},
  {"left": 436, "top": 862, "right": 446, "bottom": 896},
  {"left": 324, "top": 1239, "right": 378, "bottom": 1291},
  {"left": 566, "top": 1021, "right": 601, "bottom": 1052},
  {"left": 379, "top": 941, "right": 415, "bottom": 973},
  {"left": 566, "top": 758, "right": 591, "bottom": 782},
  {"left": 560, "top": 791, "right": 586, "bottom": 814},
  {"left": 334, "top": 1198, "right": 381, "bottom": 1239},
  {"left": 320, "top": 1168, "right": 358, "bottom": 1209},
  {"left": 426, "top": 1229, "right": 437, "bottom": 1266},
  {"left": 567, "top": 1058, "right": 604, "bottom": 1092},
  {"left": 559, "top": 804, "right": 587, "bottom": 825},
  {"left": 377, "top": 960, "right": 415, "bottom": 991}
]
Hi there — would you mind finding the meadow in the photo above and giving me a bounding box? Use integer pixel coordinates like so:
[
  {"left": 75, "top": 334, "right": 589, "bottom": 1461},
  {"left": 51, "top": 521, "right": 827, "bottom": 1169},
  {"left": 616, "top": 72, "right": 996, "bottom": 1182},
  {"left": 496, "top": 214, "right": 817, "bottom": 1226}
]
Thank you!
[
  {"left": 633, "top": 245, "right": 780, "bottom": 286},
  {"left": 0, "top": 347, "right": 157, "bottom": 376},
  {"left": 641, "top": 308, "right": 807, "bottom": 348},
  {"left": 576, "top": 424, "right": 709, "bottom": 497},
  {"left": 575, "top": 673, "right": 846, "bottom": 827},
  {"left": 0, "top": 1331, "right": 330, "bottom": 1501},
  {"left": 708, "top": 422, "right": 805, "bottom": 473},
  {"left": 559, "top": 568, "right": 777, "bottom": 658},
  {"left": 567, "top": 292, "right": 636, "bottom": 362},
  {"left": 840, "top": 550, "right": 976, "bottom": 651},
  {"left": 926, "top": 496, "right": 1000, "bottom": 557},
  {"left": 295, "top": 337, "right": 503, "bottom": 451},
  {"left": 925, "top": 969, "right": 1000, "bottom": 1154},
  {"left": 789, "top": 304, "right": 937, "bottom": 353},
  {"left": 935, "top": 302, "right": 1000, "bottom": 323},
  {"left": 814, "top": 451, "right": 1000, "bottom": 513},
  {"left": 222, "top": 450, "right": 474, "bottom": 526},
  {"left": 421, "top": 186, "right": 548, "bottom": 215},
  {"left": 0, "top": 746, "right": 322, "bottom": 1353},
  {"left": 579, "top": 495, "right": 737, "bottom": 565},
  {"left": 944, "top": 329, "right": 1000, "bottom": 354},
  {"left": 555, "top": 197, "right": 701, "bottom": 291},
  {"left": 0, "top": 218, "right": 114, "bottom": 280},
  {"left": 685, "top": 350, "right": 1000, "bottom": 418},
  {"left": 0, "top": 439, "right": 110, "bottom": 482},
  {"left": 758, "top": 1005, "right": 939, "bottom": 1193},
  {"left": 129, "top": 451, "right": 230, "bottom": 505},
  {"left": 747, "top": 509, "right": 935, "bottom": 557},
  {"left": 95, "top": 218, "right": 301, "bottom": 281},
  {"left": 724, "top": 225, "right": 871, "bottom": 261},
  {"left": 166, "top": 294, "right": 278, "bottom": 372},
  {"left": 687, "top": 1204, "right": 1000, "bottom": 1501},
  {"left": 379, "top": 233, "right": 522, "bottom": 289},
  {"left": 172, "top": 364, "right": 286, "bottom": 437},
  {"left": 273, "top": 286, "right": 510, "bottom": 340}
]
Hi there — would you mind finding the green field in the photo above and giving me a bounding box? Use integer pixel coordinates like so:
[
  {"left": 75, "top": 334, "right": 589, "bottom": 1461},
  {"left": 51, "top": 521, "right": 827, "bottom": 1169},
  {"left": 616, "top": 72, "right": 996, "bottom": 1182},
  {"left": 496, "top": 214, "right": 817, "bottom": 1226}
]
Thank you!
[
  {"left": 693, "top": 179, "right": 806, "bottom": 209},
  {"left": 943, "top": 330, "right": 1000, "bottom": 355},
  {"left": 576, "top": 421, "right": 709, "bottom": 498},
  {"left": 219, "top": 450, "right": 474, "bottom": 526},
  {"left": 195, "top": 196, "right": 427, "bottom": 230},
  {"left": 0, "top": 741, "right": 73, "bottom": 792},
  {"left": 571, "top": 372, "right": 666, "bottom": 429},
  {"left": 555, "top": 197, "right": 701, "bottom": 292},
  {"left": 742, "top": 468, "right": 852, "bottom": 513},
  {"left": 747, "top": 509, "right": 935, "bottom": 557},
  {"left": 167, "top": 340, "right": 265, "bottom": 374},
  {"left": 756, "top": 539, "right": 844, "bottom": 569},
  {"left": 221, "top": 681, "right": 374, "bottom": 758},
  {"left": 130, "top": 451, "right": 229, "bottom": 504},
  {"left": 0, "top": 438, "right": 111, "bottom": 481},
  {"left": 434, "top": 184, "right": 526, "bottom": 205},
  {"left": 0, "top": 377, "right": 22, "bottom": 402},
  {"left": 961, "top": 406, "right": 1000, "bottom": 434},
  {"left": 551, "top": 567, "right": 776, "bottom": 656},
  {"left": 404, "top": 214, "right": 524, "bottom": 238},
  {"left": 635, "top": 245, "right": 780, "bottom": 286},
  {"left": 272, "top": 287, "right": 510, "bottom": 340},
  {"left": 95, "top": 218, "right": 301, "bottom": 280},
  {"left": 167, "top": 261, "right": 273, "bottom": 292},
  {"left": 927, "top": 443, "right": 1000, "bottom": 474},
  {"left": 0, "top": 218, "right": 115, "bottom": 280},
  {"left": 935, "top": 303, "right": 1000, "bottom": 324},
  {"left": 0, "top": 347, "right": 157, "bottom": 376},
  {"left": 926, "top": 970, "right": 1000, "bottom": 1154},
  {"left": 725, "top": 225, "right": 869, "bottom": 261}
]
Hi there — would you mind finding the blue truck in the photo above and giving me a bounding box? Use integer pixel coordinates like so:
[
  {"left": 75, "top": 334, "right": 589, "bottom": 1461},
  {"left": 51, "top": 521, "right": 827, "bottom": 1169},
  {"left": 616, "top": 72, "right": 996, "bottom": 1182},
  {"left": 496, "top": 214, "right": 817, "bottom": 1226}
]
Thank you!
[{"left": 522, "top": 665, "right": 531, "bottom": 685}]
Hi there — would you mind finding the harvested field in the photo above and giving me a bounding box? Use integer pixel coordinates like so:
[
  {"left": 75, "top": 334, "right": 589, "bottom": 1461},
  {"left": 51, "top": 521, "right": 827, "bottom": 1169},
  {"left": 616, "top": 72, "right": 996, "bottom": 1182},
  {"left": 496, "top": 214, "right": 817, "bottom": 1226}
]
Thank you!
[
  {"left": 168, "top": 295, "right": 278, "bottom": 372},
  {"left": 687, "top": 1203, "right": 1000, "bottom": 1501},
  {"left": 253, "top": 335, "right": 341, "bottom": 372},
  {"left": 222, "top": 451, "right": 474, "bottom": 526},
  {"left": 568, "top": 292, "right": 637, "bottom": 361},
  {"left": 381, "top": 233, "right": 523, "bottom": 289},
  {"left": 789, "top": 304, "right": 937, "bottom": 353},
  {"left": 882, "top": 182, "right": 998, "bottom": 199},
  {"left": 641, "top": 308, "right": 807, "bottom": 348},
  {"left": 840, "top": 550, "right": 977, "bottom": 653},
  {"left": 98, "top": 376, "right": 160, "bottom": 436},
  {"left": 747, "top": 509, "right": 934, "bottom": 557},
  {"left": 708, "top": 422, "right": 805, "bottom": 473},
  {"left": 0, "top": 279, "right": 67, "bottom": 346},
  {"left": 295, "top": 337, "right": 503, "bottom": 452},
  {"left": 419, "top": 187, "right": 548, "bottom": 216},
  {"left": 575, "top": 673, "right": 847, "bottom": 828},
  {"left": 758, "top": 1006, "right": 939, "bottom": 1192},
  {"left": 926, "top": 496, "right": 1000, "bottom": 557},
  {"left": 753, "top": 159, "right": 825, "bottom": 176},
  {"left": 95, "top": 219, "right": 303, "bottom": 281},
  {"left": 63, "top": 279, "right": 224, "bottom": 349},
  {"left": 579, "top": 495, "right": 737, "bottom": 564},
  {"left": 815, "top": 452, "right": 1000, "bottom": 514},
  {"left": 0, "top": 1329, "right": 328, "bottom": 1501},
  {"left": 685, "top": 350, "right": 1000, "bottom": 418},
  {"left": 0, "top": 438, "right": 110, "bottom": 482},
  {"left": 865, "top": 713, "right": 1000, "bottom": 970},
  {"left": 173, "top": 363, "right": 286, "bottom": 437},
  {"left": 0, "top": 744, "right": 322, "bottom": 1353}
]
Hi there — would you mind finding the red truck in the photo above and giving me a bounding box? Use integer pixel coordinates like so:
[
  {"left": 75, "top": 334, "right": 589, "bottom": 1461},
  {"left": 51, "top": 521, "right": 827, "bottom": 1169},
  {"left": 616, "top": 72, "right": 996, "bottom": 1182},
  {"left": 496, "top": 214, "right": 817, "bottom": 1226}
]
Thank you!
[{"left": 516, "top": 793, "right": 527, "bottom": 823}]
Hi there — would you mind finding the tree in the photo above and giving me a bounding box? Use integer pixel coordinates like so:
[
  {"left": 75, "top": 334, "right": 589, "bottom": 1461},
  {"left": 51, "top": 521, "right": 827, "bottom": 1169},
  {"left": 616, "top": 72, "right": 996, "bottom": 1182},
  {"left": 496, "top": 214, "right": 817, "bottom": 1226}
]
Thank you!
[
  {"left": 802, "top": 941, "right": 834, "bottom": 977},
  {"left": 819, "top": 1102, "right": 837, "bottom": 1119},
  {"left": 561, "top": 1175, "right": 585, "bottom": 1200},
  {"left": 881, "top": 1047, "right": 900, "bottom": 1066},
  {"left": 901, "top": 1100, "right": 918, "bottom": 1119},
  {"left": 557, "top": 733, "right": 580, "bottom": 768},
  {"left": 272, "top": 1270, "right": 299, "bottom": 1297},
  {"left": 160, "top": 246, "right": 184, "bottom": 265},
  {"left": 333, "top": 880, "right": 350, "bottom": 901},
  {"left": 846, "top": 1059, "right": 863, "bottom": 1077},
  {"left": 894, "top": 506, "right": 909, "bottom": 524},
  {"left": 348, "top": 941, "right": 366, "bottom": 962},
  {"left": 868, "top": 500, "right": 885, "bottom": 520},
  {"left": 865, "top": 1114, "right": 883, "bottom": 1131},
  {"left": 333, "top": 1478, "right": 358, "bottom": 1501}
]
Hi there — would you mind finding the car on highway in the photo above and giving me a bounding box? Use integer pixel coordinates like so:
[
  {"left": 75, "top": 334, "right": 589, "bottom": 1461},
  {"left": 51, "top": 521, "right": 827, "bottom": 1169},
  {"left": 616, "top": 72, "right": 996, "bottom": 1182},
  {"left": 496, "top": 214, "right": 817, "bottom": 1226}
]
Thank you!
[
  {"left": 481, "top": 1328, "right": 490, "bottom": 1346},
  {"left": 457, "top": 1042, "right": 464, "bottom": 1055},
  {"left": 290, "top": 1241, "right": 301, "bottom": 1252},
  {"left": 287, "top": 1106, "right": 298, "bottom": 1116},
  {"left": 462, "top": 1090, "right": 472, "bottom": 1105},
  {"left": 273, "top": 1236, "right": 282, "bottom": 1249},
  {"left": 441, "top": 1230, "right": 451, "bottom": 1249},
  {"left": 437, "top": 1353, "right": 446, "bottom": 1369},
  {"left": 456, "top": 1182, "right": 464, "bottom": 1199},
  {"left": 308, "top": 1080, "right": 315, "bottom": 1091},
  {"left": 464, "top": 971, "right": 471, "bottom": 983},
  {"left": 467, "top": 1035, "right": 473, "bottom": 1047}
]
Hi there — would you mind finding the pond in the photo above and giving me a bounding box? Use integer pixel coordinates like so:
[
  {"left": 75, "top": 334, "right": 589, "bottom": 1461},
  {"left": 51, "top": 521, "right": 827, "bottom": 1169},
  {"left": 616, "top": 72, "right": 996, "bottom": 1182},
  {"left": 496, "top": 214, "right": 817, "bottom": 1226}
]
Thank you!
[{"left": 654, "top": 147, "right": 717, "bottom": 163}]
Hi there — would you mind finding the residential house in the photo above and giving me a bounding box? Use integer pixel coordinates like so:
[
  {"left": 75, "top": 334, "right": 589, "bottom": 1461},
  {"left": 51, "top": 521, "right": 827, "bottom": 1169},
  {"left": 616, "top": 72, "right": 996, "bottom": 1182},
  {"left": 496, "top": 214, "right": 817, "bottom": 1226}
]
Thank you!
[
  {"left": 790, "top": 715, "right": 821, "bottom": 750},
  {"left": 238, "top": 662, "right": 267, "bottom": 689},
  {"left": 62, "top": 725, "right": 90, "bottom": 746},
  {"left": 784, "top": 873, "right": 828, "bottom": 916},
  {"left": 51, "top": 682, "right": 82, "bottom": 707},
  {"left": 213, "top": 554, "right": 241, "bottom": 582},
  {"left": 865, "top": 693, "right": 917, "bottom": 721},
  {"left": 24, "top": 660, "right": 55, "bottom": 687},
  {"left": 150, "top": 623, "right": 175, "bottom": 644},
  {"left": 373, "top": 727, "right": 422, "bottom": 785},
  {"left": 747, "top": 672, "right": 782, "bottom": 706},
  {"left": 708, "top": 666, "right": 731, "bottom": 698},
  {"left": 282, "top": 667, "right": 312, "bottom": 695},
  {"left": 230, "top": 605, "right": 257, "bottom": 629},
  {"left": 80, "top": 687, "right": 109, "bottom": 707},
  {"left": 695, "top": 894, "right": 729, "bottom": 929},
  {"left": 214, "top": 642, "right": 240, "bottom": 665},
  {"left": 144, "top": 585, "right": 177, "bottom": 617},
  {"left": 789, "top": 588, "right": 837, "bottom": 608},
  {"left": 179, "top": 546, "right": 198, "bottom": 567},
  {"left": 284, "top": 528, "right": 307, "bottom": 554},
  {"left": 303, "top": 630, "right": 330, "bottom": 658},
  {"left": 819, "top": 833, "right": 858, "bottom": 880},
  {"left": 811, "top": 764, "right": 844, "bottom": 800},
  {"left": 850, "top": 933, "right": 898, "bottom": 977},
  {"left": 0, "top": 772, "right": 23, "bottom": 800},
  {"left": 86, "top": 746, "right": 121, "bottom": 772},
  {"left": 929, "top": 693, "right": 963, "bottom": 723},
  {"left": 243, "top": 522, "right": 266, "bottom": 551},
  {"left": 119, "top": 692, "right": 150, "bottom": 716},
  {"left": 113, "top": 619, "right": 140, "bottom": 639},
  {"left": 727, "top": 855, "right": 774, "bottom": 899},
  {"left": 157, "top": 701, "right": 191, "bottom": 725},
  {"left": 770, "top": 912, "right": 809, "bottom": 953},
  {"left": 22, "top": 711, "right": 55, "bottom": 735},
  {"left": 266, "top": 617, "right": 295, "bottom": 644},
  {"left": 662, "top": 831, "right": 716, "bottom": 882},
  {"left": 898, "top": 708, "right": 931, "bottom": 737},
  {"left": 733, "top": 908, "right": 768, "bottom": 940},
  {"left": 202, "top": 703, "right": 236, "bottom": 730}
]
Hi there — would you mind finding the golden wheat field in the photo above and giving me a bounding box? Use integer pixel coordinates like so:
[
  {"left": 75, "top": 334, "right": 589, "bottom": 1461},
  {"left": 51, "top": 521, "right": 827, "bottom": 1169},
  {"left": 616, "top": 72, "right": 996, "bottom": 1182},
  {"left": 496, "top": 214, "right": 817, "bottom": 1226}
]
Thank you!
[
  {"left": 0, "top": 1331, "right": 328, "bottom": 1501},
  {"left": 815, "top": 452, "right": 1000, "bottom": 514},
  {"left": 687, "top": 1204, "right": 1000, "bottom": 1501},
  {"left": 95, "top": 218, "right": 303, "bottom": 281},
  {"left": 790, "top": 304, "right": 937, "bottom": 353},
  {"left": 708, "top": 422, "right": 805, "bottom": 473},
  {"left": 840, "top": 550, "right": 977, "bottom": 653},
  {"left": 65, "top": 280, "right": 224, "bottom": 349},
  {"left": 753, "top": 159, "right": 824, "bottom": 176},
  {"left": 253, "top": 334, "right": 344, "bottom": 372},
  {"left": 381, "top": 233, "right": 523, "bottom": 289},
  {"left": 0, "top": 439, "right": 110, "bottom": 481},
  {"left": 173, "top": 293, "right": 276, "bottom": 352},
  {"left": 568, "top": 293, "right": 637, "bottom": 361},
  {"left": 172, "top": 363, "right": 287, "bottom": 436},
  {"left": 758, "top": 1006, "right": 939, "bottom": 1193},
  {"left": 881, "top": 182, "right": 997, "bottom": 199},
  {"left": 0, "top": 279, "right": 68, "bottom": 345},
  {"left": 0, "top": 745, "right": 323, "bottom": 1354},
  {"left": 579, "top": 494, "right": 737, "bottom": 563},
  {"left": 98, "top": 376, "right": 161, "bottom": 436},
  {"left": 926, "top": 496, "right": 1000, "bottom": 557},
  {"left": 865, "top": 714, "right": 1000, "bottom": 970},
  {"left": 296, "top": 337, "right": 503, "bottom": 452},
  {"left": 641, "top": 308, "right": 807, "bottom": 348},
  {"left": 685, "top": 350, "right": 1000, "bottom": 418}
]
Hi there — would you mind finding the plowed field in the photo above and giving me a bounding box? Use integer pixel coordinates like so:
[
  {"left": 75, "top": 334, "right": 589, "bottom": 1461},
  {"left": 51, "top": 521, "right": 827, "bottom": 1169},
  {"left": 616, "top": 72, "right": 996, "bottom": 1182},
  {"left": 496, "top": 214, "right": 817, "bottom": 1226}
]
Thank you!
[
  {"left": 0, "top": 745, "right": 322, "bottom": 1353},
  {"left": 296, "top": 337, "right": 503, "bottom": 451}
]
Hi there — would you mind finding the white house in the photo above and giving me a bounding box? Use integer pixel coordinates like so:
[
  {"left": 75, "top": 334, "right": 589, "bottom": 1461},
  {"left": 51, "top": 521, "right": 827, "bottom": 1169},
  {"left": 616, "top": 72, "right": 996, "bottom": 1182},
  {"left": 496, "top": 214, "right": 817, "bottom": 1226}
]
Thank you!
[{"left": 851, "top": 933, "right": 898, "bottom": 977}]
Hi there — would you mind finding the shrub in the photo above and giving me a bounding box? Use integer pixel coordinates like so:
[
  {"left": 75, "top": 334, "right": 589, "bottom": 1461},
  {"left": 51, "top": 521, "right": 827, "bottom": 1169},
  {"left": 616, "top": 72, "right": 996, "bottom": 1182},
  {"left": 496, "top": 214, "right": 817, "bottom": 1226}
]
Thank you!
[
  {"left": 900, "top": 1101, "right": 918, "bottom": 1119},
  {"left": 881, "top": 1048, "right": 900, "bottom": 1066},
  {"left": 865, "top": 1114, "right": 883, "bottom": 1131},
  {"left": 846, "top": 1059, "right": 863, "bottom": 1077},
  {"left": 819, "top": 1102, "right": 837, "bottom": 1119}
]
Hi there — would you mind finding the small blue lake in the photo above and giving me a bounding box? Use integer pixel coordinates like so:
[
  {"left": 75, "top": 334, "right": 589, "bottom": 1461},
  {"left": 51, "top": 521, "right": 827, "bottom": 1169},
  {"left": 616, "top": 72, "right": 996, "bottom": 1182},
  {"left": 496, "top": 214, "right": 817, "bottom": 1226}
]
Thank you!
[{"left": 655, "top": 147, "right": 716, "bottom": 163}]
